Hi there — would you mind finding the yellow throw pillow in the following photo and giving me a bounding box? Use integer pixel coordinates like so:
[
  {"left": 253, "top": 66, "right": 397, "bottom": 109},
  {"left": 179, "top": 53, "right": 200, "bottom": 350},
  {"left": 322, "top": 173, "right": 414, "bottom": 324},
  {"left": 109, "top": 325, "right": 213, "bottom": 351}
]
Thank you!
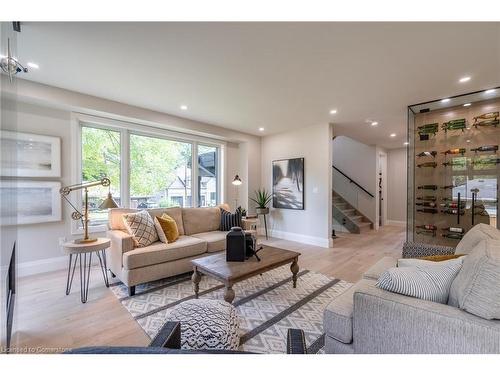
[
  {"left": 155, "top": 214, "right": 179, "bottom": 243},
  {"left": 417, "top": 254, "right": 466, "bottom": 262}
]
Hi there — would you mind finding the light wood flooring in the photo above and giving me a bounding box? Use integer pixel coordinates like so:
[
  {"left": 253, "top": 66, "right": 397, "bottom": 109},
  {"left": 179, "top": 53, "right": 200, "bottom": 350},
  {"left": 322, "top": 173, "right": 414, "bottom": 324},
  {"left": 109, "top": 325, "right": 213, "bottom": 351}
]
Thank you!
[{"left": 10, "top": 225, "right": 405, "bottom": 352}]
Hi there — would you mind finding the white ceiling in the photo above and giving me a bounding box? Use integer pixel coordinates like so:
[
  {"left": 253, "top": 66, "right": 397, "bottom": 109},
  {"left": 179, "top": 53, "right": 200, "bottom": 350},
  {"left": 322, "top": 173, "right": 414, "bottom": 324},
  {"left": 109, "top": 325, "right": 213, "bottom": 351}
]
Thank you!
[{"left": 16, "top": 22, "right": 500, "bottom": 148}]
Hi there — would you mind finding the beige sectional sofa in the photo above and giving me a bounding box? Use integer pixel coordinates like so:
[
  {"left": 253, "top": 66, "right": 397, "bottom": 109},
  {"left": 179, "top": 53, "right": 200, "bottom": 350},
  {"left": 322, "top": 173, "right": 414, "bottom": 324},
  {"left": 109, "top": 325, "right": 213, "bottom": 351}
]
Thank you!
[{"left": 107, "top": 204, "right": 231, "bottom": 296}]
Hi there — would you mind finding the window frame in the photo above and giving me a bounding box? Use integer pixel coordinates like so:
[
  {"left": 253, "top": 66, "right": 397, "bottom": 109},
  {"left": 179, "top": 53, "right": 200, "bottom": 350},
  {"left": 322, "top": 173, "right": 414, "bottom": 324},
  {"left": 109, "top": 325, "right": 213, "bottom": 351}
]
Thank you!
[{"left": 71, "top": 113, "right": 225, "bottom": 235}]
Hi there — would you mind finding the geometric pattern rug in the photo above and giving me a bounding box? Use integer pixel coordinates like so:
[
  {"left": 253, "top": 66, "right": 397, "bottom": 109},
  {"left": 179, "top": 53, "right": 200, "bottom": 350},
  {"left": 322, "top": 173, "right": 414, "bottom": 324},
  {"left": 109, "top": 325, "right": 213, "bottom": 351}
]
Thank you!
[{"left": 110, "top": 266, "right": 352, "bottom": 354}]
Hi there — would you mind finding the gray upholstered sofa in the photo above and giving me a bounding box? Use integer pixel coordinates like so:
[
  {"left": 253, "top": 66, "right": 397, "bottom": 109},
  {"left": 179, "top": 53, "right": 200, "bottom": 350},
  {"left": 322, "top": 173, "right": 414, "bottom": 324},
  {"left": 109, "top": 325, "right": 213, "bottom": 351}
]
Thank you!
[
  {"left": 107, "top": 204, "right": 233, "bottom": 296},
  {"left": 323, "top": 234, "right": 500, "bottom": 354}
]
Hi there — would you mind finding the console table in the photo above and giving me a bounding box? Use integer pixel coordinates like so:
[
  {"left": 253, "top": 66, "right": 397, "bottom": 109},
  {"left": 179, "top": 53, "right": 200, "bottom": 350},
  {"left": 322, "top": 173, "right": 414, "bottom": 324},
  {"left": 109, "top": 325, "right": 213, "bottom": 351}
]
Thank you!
[{"left": 62, "top": 238, "right": 111, "bottom": 303}]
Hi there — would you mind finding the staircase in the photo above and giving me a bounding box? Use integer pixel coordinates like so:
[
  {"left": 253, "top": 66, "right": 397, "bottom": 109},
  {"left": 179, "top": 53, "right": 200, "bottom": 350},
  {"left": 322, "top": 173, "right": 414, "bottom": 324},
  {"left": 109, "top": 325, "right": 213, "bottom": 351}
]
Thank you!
[{"left": 333, "top": 191, "right": 373, "bottom": 234}]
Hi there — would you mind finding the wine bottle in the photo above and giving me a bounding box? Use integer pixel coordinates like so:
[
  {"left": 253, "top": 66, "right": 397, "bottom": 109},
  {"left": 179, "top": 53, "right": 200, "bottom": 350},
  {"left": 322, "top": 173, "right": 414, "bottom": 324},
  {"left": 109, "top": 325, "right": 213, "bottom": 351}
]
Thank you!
[
  {"left": 417, "top": 151, "right": 437, "bottom": 158},
  {"left": 471, "top": 145, "right": 498, "bottom": 153},
  {"left": 471, "top": 157, "right": 500, "bottom": 166},
  {"left": 417, "top": 185, "right": 438, "bottom": 190},
  {"left": 417, "top": 123, "right": 438, "bottom": 135},
  {"left": 442, "top": 148, "right": 466, "bottom": 155},
  {"left": 416, "top": 224, "right": 437, "bottom": 231},
  {"left": 416, "top": 196, "right": 436, "bottom": 201},
  {"left": 473, "top": 111, "right": 499, "bottom": 121},
  {"left": 440, "top": 202, "right": 465, "bottom": 208},
  {"left": 417, "top": 162, "right": 437, "bottom": 168},
  {"left": 416, "top": 202, "right": 437, "bottom": 207},
  {"left": 416, "top": 230, "right": 436, "bottom": 237},
  {"left": 442, "top": 227, "right": 465, "bottom": 233},
  {"left": 441, "top": 208, "right": 465, "bottom": 215},
  {"left": 417, "top": 208, "right": 438, "bottom": 214},
  {"left": 442, "top": 160, "right": 466, "bottom": 167},
  {"left": 442, "top": 233, "right": 464, "bottom": 240},
  {"left": 473, "top": 119, "right": 500, "bottom": 128},
  {"left": 441, "top": 185, "right": 456, "bottom": 190},
  {"left": 441, "top": 119, "right": 466, "bottom": 132}
]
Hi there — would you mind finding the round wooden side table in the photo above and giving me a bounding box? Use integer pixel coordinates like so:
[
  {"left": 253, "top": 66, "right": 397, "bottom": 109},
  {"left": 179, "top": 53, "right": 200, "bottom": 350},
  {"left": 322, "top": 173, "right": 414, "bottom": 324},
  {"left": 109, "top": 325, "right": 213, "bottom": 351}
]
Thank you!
[{"left": 62, "top": 238, "right": 111, "bottom": 303}]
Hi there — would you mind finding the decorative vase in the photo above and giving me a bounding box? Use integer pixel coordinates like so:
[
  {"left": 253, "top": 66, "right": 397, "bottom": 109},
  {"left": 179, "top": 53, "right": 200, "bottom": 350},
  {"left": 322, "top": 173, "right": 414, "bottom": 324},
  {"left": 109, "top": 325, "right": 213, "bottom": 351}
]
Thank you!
[{"left": 256, "top": 207, "right": 269, "bottom": 215}]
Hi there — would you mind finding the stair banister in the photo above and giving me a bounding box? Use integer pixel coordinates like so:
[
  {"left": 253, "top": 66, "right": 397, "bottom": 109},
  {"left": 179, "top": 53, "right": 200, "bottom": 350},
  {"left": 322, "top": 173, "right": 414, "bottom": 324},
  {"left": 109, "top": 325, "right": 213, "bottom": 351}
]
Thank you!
[{"left": 332, "top": 165, "right": 374, "bottom": 198}]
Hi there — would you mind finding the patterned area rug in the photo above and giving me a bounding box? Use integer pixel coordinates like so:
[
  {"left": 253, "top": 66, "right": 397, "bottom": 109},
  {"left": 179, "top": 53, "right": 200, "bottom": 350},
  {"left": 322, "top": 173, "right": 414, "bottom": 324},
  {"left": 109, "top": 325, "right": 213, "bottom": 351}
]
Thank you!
[{"left": 110, "top": 265, "right": 352, "bottom": 354}]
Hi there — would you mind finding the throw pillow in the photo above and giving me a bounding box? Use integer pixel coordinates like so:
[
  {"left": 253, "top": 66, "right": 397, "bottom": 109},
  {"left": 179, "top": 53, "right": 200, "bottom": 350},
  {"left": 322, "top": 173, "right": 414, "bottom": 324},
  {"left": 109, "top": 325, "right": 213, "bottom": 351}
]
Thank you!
[
  {"left": 455, "top": 223, "right": 500, "bottom": 255},
  {"left": 397, "top": 256, "right": 465, "bottom": 268},
  {"left": 448, "top": 238, "right": 500, "bottom": 319},
  {"left": 418, "top": 254, "right": 466, "bottom": 262},
  {"left": 376, "top": 258, "right": 464, "bottom": 303},
  {"left": 155, "top": 214, "right": 179, "bottom": 243},
  {"left": 123, "top": 210, "right": 159, "bottom": 248},
  {"left": 220, "top": 208, "right": 242, "bottom": 231}
]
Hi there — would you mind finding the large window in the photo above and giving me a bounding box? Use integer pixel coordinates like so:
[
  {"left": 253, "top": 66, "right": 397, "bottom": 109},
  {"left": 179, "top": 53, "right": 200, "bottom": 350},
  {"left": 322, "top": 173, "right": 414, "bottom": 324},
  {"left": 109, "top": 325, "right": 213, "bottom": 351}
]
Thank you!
[
  {"left": 81, "top": 126, "right": 121, "bottom": 226},
  {"left": 79, "top": 120, "right": 221, "bottom": 229},
  {"left": 198, "top": 145, "right": 218, "bottom": 207},
  {"left": 130, "top": 134, "right": 192, "bottom": 209}
]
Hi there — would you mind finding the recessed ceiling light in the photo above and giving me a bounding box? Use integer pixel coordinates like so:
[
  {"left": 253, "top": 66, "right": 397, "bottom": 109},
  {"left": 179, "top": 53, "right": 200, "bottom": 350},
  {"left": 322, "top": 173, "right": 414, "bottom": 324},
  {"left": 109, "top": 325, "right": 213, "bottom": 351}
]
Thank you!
[
  {"left": 390, "top": 133, "right": 396, "bottom": 137},
  {"left": 329, "top": 109, "right": 337, "bottom": 115},
  {"left": 485, "top": 89, "right": 496, "bottom": 94},
  {"left": 459, "top": 76, "right": 471, "bottom": 83},
  {"left": 404, "top": 142, "right": 409, "bottom": 146},
  {"left": 466, "top": 139, "right": 471, "bottom": 143},
  {"left": 180, "top": 105, "right": 188, "bottom": 110},
  {"left": 371, "top": 121, "right": 378, "bottom": 126},
  {"left": 463, "top": 103, "right": 471, "bottom": 107},
  {"left": 27, "top": 62, "right": 39, "bottom": 69},
  {"left": 258, "top": 127, "right": 265, "bottom": 132},
  {"left": 441, "top": 98, "right": 450, "bottom": 103}
]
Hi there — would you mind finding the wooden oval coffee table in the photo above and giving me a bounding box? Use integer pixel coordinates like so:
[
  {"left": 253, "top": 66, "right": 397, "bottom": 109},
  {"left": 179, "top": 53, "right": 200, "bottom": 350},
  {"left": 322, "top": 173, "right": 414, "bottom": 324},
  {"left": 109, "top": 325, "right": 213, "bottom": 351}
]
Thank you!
[{"left": 191, "top": 246, "right": 300, "bottom": 304}]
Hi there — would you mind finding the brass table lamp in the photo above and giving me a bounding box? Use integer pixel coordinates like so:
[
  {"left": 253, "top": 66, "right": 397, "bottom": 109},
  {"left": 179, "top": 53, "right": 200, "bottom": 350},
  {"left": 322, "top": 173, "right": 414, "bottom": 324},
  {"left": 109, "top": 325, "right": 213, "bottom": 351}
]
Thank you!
[{"left": 60, "top": 177, "right": 118, "bottom": 243}]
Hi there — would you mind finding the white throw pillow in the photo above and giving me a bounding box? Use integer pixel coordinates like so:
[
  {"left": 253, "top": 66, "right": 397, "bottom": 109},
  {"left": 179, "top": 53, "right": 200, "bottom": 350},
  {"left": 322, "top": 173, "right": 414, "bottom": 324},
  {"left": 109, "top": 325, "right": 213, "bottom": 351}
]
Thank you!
[
  {"left": 123, "top": 210, "right": 159, "bottom": 247},
  {"left": 376, "top": 258, "right": 464, "bottom": 304}
]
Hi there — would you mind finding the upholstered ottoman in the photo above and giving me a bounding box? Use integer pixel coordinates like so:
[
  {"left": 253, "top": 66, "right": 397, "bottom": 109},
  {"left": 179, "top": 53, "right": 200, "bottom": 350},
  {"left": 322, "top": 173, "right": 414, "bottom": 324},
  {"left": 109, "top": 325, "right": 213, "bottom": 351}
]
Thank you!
[{"left": 165, "top": 299, "right": 240, "bottom": 350}]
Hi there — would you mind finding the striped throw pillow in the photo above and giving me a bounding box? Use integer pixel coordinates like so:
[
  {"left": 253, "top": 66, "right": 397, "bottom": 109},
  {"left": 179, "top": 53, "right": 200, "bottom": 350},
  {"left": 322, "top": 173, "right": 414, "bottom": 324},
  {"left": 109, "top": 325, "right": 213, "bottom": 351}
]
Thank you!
[
  {"left": 376, "top": 258, "right": 464, "bottom": 303},
  {"left": 220, "top": 208, "right": 242, "bottom": 231}
]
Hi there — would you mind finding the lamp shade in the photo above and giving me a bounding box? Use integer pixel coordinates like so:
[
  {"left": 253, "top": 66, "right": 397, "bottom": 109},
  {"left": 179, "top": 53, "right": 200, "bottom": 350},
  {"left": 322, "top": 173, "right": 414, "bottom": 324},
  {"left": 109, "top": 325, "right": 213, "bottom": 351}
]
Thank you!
[
  {"left": 99, "top": 192, "right": 119, "bottom": 209},
  {"left": 232, "top": 175, "right": 242, "bottom": 186}
]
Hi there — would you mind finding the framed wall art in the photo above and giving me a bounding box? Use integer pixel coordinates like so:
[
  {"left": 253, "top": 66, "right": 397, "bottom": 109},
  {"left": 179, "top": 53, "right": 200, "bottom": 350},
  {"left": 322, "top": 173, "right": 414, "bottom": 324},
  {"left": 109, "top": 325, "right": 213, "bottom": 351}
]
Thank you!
[
  {"left": 0, "top": 130, "right": 61, "bottom": 177},
  {"left": 272, "top": 157, "right": 304, "bottom": 210},
  {"left": 0, "top": 180, "right": 62, "bottom": 225}
]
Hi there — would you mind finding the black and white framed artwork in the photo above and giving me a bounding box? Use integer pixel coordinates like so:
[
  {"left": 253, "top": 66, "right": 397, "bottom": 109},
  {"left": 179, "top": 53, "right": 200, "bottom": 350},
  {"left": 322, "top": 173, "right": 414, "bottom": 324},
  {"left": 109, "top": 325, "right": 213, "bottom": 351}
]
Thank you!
[{"left": 272, "top": 157, "right": 304, "bottom": 210}]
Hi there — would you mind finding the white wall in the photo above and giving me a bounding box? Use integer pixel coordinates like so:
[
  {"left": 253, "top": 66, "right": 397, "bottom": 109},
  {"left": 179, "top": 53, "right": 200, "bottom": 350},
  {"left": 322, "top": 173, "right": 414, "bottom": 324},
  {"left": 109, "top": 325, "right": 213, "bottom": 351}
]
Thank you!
[
  {"left": 332, "top": 136, "right": 377, "bottom": 224},
  {"left": 387, "top": 147, "right": 407, "bottom": 224},
  {"left": 261, "top": 123, "right": 332, "bottom": 247},
  {"left": 6, "top": 81, "right": 261, "bottom": 276}
]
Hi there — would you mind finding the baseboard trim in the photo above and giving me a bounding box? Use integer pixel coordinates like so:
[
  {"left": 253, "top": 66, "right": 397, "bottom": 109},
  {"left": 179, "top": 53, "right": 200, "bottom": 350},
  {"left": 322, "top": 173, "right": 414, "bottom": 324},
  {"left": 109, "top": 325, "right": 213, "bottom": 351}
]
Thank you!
[
  {"left": 386, "top": 220, "right": 406, "bottom": 227},
  {"left": 259, "top": 228, "right": 331, "bottom": 248},
  {"left": 18, "top": 254, "right": 99, "bottom": 277}
]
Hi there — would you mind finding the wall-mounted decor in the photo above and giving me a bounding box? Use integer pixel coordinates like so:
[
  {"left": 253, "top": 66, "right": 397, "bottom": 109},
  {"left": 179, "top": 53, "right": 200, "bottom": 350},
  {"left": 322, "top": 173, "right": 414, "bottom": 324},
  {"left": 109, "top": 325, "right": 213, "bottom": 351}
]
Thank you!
[
  {"left": 0, "top": 180, "right": 62, "bottom": 225},
  {"left": 272, "top": 157, "right": 304, "bottom": 210},
  {"left": 0, "top": 130, "right": 61, "bottom": 177}
]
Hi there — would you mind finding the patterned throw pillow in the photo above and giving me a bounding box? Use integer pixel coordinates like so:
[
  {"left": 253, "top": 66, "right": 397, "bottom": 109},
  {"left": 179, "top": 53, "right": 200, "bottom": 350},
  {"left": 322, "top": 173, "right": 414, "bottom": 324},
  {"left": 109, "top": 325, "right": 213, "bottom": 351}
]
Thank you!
[
  {"left": 123, "top": 210, "right": 159, "bottom": 248},
  {"left": 154, "top": 214, "right": 179, "bottom": 243},
  {"left": 220, "top": 208, "right": 242, "bottom": 231},
  {"left": 376, "top": 258, "right": 464, "bottom": 303}
]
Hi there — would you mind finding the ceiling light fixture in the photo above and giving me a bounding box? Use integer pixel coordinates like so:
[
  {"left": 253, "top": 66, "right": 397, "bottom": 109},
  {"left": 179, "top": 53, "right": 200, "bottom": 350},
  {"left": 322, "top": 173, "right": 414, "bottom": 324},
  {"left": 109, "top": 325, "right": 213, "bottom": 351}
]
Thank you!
[
  {"left": 459, "top": 76, "right": 471, "bottom": 83},
  {"left": 27, "top": 62, "right": 39, "bottom": 69},
  {"left": 485, "top": 89, "right": 496, "bottom": 94},
  {"left": 0, "top": 38, "right": 28, "bottom": 82},
  {"left": 441, "top": 98, "right": 450, "bottom": 103},
  {"left": 463, "top": 103, "right": 471, "bottom": 107},
  {"left": 258, "top": 127, "right": 265, "bottom": 132},
  {"left": 390, "top": 133, "right": 396, "bottom": 137},
  {"left": 404, "top": 142, "right": 409, "bottom": 146},
  {"left": 371, "top": 121, "right": 378, "bottom": 126},
  {"left": 180, "top": 105, "right": 188, "bottom": 110},
  {"left": 329, "top": 109, "right": 337, "bottom": 115}
]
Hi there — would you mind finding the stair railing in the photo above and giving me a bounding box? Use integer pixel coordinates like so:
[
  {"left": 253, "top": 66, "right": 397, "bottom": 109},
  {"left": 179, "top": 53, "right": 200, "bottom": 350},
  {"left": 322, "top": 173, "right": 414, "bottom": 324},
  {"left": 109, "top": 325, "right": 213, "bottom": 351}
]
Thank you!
[{"left": 332, "top": 165, "right": 374, "bottom": 198}]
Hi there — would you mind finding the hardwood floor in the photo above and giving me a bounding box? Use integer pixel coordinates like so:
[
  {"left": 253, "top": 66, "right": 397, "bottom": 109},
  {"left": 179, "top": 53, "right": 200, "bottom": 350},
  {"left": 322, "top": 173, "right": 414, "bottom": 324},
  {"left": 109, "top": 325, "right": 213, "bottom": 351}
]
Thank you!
[{"left": 10, "top": 225, "right": 405, "bottom": 352}]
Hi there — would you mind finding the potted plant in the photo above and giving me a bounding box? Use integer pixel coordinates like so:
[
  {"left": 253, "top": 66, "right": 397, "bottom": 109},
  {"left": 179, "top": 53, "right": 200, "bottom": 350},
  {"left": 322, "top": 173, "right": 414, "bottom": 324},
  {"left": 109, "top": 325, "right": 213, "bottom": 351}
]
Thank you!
[
  {"left": 237, "top": 206, "right": 247, "bottom": 218},
  {"left": 251, "top": 189, "right": 272, "bottom": 215}
]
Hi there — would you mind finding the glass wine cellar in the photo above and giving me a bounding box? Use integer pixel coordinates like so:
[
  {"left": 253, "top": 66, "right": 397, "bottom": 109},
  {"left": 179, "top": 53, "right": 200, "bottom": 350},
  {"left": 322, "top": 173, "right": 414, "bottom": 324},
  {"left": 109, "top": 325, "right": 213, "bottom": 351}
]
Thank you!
[{"left": 407, "top": 88, "right": 500, "bottom": 245}]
